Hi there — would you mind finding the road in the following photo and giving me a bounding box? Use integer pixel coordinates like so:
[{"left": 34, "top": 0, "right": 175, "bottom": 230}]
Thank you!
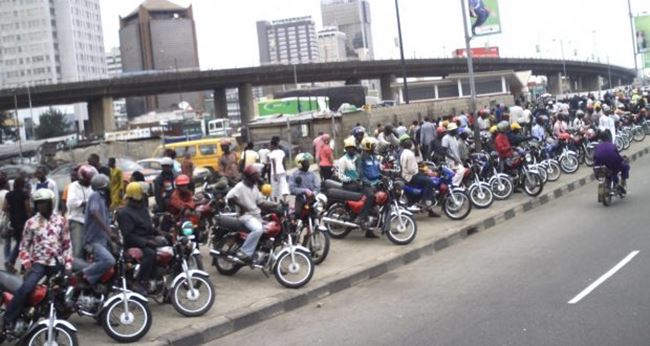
[{"left": 213, "top": 154, "right": 650, "bottom": 346}]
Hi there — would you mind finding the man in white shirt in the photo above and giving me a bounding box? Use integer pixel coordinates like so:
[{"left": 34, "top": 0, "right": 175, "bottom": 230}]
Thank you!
[
  {"left": 441, "top": 123, "right": 466, "bottom": 187},
  {"left": 268, "top": 137, "right": 289, "bottom": 201},
  {"left": 598, "top": 105, "right": 616, "bottom": 141},
  {"left": 32, "top": 166, "right": 59, "bottom": 212},
  {"left": 66, "top": 165, "right": 96, "bottom": 257},
  {"left": 509, "top": 100, "right": 524, "bottom": 125},
  {"left": 399, "top": 135, "right": 438, "bottom": 217}
]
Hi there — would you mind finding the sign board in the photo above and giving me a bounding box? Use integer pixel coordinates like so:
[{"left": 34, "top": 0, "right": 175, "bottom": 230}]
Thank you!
[
  {"left": 468, "top": 0, "right": 501, "bottom": 36},
  {"left": 453, "top": 47, "right": 500, "bottom": 58},
  {"left": 257, "top": 97, "right": 327, "bottom": 118},
  {"left": 634, "top": 14, "right": 650, "bottom": 54}
]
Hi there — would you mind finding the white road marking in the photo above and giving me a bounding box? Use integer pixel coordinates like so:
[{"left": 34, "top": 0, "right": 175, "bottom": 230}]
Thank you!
[{"left": 568, "top": 250, "right": 639, "bottom": 304}]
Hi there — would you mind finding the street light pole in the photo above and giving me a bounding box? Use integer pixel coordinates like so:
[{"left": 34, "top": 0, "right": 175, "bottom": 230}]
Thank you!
[
  {"left": 460, "top": 0, "right": 480, "bottom": 150},
  {"left": 26, "top": 83, "right": 34, "bottom": 140},
  {"left": 394, "top": 0, "right": 409, "bottom": 104},
  {"left": 627, "top": 0, "right": 639, "bottom": 76},
  {"left": 293, "top": 63, "right": 298, "bottom": 89},
  {"left": 13, "top": 92, "right": 23, "bottom": 161}
]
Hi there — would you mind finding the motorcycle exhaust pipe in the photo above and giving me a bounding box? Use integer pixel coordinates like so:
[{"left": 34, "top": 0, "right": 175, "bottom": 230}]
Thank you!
[
  {"left": 210, "top": 249, "right": 247, "bottom": 264},
  {"left": 321, "top": 217, "right": 358, "bottom": 228}
]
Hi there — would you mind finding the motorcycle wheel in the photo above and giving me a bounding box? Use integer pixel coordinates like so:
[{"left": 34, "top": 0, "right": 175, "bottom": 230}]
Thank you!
[
  {"left": 468, "top": 184, "right": 494, "bottom": 209},
  {"left": 602, "top": 184, "right": 612, "bottom": 206},
  {"left": 623, "top": 136, "right": 631, "bottom": 150},
  {"left": 303, "top": 228, "right": 330, "bottom": 265},
  {"left": 489, "top": 176, "right": 513, "bottom": 200},
  {"left": 274, "top": 250, "right": 314, "bottom": 289},
  {"left": 535, "top": 165, "right": 548, "bottom": 184},
  {"left": 523, "top": 172, "right": 544, "bottom": 197},
  {"left": 545, "top": 161, "right": 561, "bottom": 181},
  {"left": 615, "top": 136, "right": 624, "bottom": 151},
  {"left": 443, "top": 191, "right": 472, "bottom": 220},
  {"left": 324, "top": 204, "right": 352, "bottom": 239},
  {"left": 171, "top": 275, "right": 215, "bottom": 317},
  {"left": 633, "top": 128, "right": 646, "bottom": 142},
  {"left": 101, "top": 296, "right": 152, "bottom": 343},
  {"left": 559, "top": 155, "right": 579, "bottom": 174},
  {"left": 26, "top": 324, "right": 78, "bottom": 346},
  {"left": 212, "top": 235, "right": 243, "bottom": 276},
  {"left": 386, "top": 213, "right": 417, "bottom": 245}
]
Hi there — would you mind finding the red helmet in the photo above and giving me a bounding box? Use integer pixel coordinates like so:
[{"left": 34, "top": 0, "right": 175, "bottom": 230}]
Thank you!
[
  {"left": 243, "top": 164, "right": 260, "bottom": 178},
  {"left": 436, "top": 126, "right": 446, "bottom": 135},
  {"left": 77, "top": 165, "right": 98, "bottom": 183},
  {"left": 559, "top": 132, "right": 571, "bottom": 141},
  {"left": 175, "top": 174, "right": 191, "bottom": 186}
]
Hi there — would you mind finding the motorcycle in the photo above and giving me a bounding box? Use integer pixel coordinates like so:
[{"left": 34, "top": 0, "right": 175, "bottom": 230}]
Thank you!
[
  {"left": 292, "top": 193, "right": 330, "bottom": 265},
  {"left": 66, "top": 229, "right": 152, "bottom": 343},
  {"left": 464, "top": 153, "right": 494, "bottom": 209},
  {"left": 485, "top": 152, "right": 515, "bottom": 200},
  {"left": 0, "top": 264, "right": 78, "bottom": 346},
  {"left": 210, "top": 205, "right": 315, "bottom": 288},
  {"left": 594, "top": 165, "right": 626, "bottom": 206},
  {"left": 125, "top": 221, "right": 215, "bottom": 317},
  {"left": 320, "top": 176, "right": 417, "bottom": 245},
  {"left": 499, "top": 150, "right": 545, "bottom": 197},
  {"left": 556, "top": 133, "right": 580, "bottom": 174}
]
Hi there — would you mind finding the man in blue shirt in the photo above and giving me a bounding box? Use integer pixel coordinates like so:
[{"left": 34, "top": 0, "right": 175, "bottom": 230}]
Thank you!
[
  {"left": 289, "top": 153, "right": 320, "bottom": 218},
  {"left": 469, "top": 0, "right": 490, "bottom": 35},
  {"left": 356, "top": 137, "right": 382, "bottom": 238},
  {"left": 593, "top": 130, "right": 630, "bottom": 193}
]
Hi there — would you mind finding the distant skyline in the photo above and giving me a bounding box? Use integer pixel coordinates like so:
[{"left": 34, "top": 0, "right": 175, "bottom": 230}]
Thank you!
[{"left": 99, "top": 0, "right": 648, "bottom": 71}]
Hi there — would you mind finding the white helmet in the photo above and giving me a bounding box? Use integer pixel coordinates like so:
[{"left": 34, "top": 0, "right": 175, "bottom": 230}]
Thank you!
[
  {"left": 32, "top": 188, "right": 55, "bottom": 202},
  {"left": 161, "top": 157, "right": 174, "bottom": 166}
]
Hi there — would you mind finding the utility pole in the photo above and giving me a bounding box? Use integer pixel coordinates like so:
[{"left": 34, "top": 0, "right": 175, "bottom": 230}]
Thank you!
[
  {"left": 26, "top": 83, "right": 34, "bottom": 140},
  {"left": 460, "top": 0, "right": 480, "bottom": 150},
  {"left": 627, "top": 0, "right": 639, "bottom": 76},
  {"left": 13, "top": 92, "right": 23, "bottom": 161},
  {"left": 394, "top": 0, "right": 409, "bottom": 104}
]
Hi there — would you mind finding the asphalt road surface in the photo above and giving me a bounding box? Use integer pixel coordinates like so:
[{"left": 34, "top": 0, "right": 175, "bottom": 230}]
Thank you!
[{"left": 213, "top": 154, "right": 650, "bottom": 346}]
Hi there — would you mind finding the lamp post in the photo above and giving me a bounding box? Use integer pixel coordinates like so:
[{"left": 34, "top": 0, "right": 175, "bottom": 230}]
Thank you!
[
  {"left": 13, "top": 92, "right": 23, "bottom": 161},
  {"left": 394, "top": 0, "right": 409, "bottom": 104},
  {"left": 627, "top": 0, "right": 639, "bottom": 76},
  {"left": 460, "top": 0, "right": 480, "bottom": 150}
]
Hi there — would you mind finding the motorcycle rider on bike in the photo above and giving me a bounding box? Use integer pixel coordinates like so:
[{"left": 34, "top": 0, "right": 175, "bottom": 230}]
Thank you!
[
  {"left": 168, "top": 174, "right": 195, "bottom": 218},
  {"left": 3, "top": 189, "right": 72, "bottom": 335},
  {"left": 153, "top": 157, "right": 177, "bottom": 212},
  {"left": 441, "top": 123, "right": 466, "bottom": 187},
  {"left": 399, "top": 134, "right": 439, "bottom": 217},
  {"left": 226, "top": 165, "right": 278, "bottom": 263},
  {"left": 289, "top": 153, "right": 320, "bottom": 219},
  {"left": 116, "top": 182, "right": 158, "bottom": 294},
  {"left": 593, "top": 129, "right": 630, "bottom": 194},
  {"left": 356, "top": 137, "right": 382, "bottom": 238}
]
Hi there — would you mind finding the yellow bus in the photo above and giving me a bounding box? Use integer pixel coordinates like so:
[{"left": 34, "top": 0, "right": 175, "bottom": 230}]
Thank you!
[{"left": 152, "top": 137, "right": 239, "bottom": 174}]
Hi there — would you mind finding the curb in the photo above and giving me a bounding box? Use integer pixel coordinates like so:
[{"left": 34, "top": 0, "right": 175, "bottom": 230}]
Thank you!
[{"left": 155, "top": 145, "right": 650, "bottom": 346}]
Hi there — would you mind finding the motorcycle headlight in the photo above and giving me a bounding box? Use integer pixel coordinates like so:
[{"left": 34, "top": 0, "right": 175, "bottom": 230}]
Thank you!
[
  {"left": 314, "top": 201, "right": 324, "bottom": 214},
  {"left": 315, "top": 193, "right": 328, "bottom": 206},
  {"left": 525, "top": 153, "right": 533, "bottom": 163}
]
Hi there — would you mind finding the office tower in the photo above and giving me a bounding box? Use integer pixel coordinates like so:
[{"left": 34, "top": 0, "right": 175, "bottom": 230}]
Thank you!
[
  {"left": 318, "top": 27, "right": 347, "bottom": 62},
  {"left": 321, "top": 0, "right": 374, "bottom": 60},
  {"left": 257, "top": 16, "right": 320, "bottom": 65}
]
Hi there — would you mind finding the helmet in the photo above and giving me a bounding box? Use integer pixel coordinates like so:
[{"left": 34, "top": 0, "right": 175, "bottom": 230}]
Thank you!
[
  {"left": 180, "top": 221, "right": 194, "bottom": 236},
  {"left": 446, "top": 122, "right": 458, "bottom": 131},
  {"left": 294, "top": 152, "right": 314, "bottom": 166},
  {"left": 559, "top": 132, "right": 571, "bottom": 141},
  {"left": 91, "top": 174, "right": 109, "bottom": 190},
  {"left": 576, "top": 110, "right": 585, "bottom": 117},
  {"left": 343, "top": 137, "right": 357, "bottom": 148},
  {"left": 78, "top": 164, "right": 98, "bottom": 182},
  {"left": 261, "top": 184, "right": 272, "bottom": 197},
  {"left": 441, "top": 120, "right": 449, "bottom": 128},
  {"left": 243, "top": 164, "right": 260, "bottom": 178},
  {"left": 32, "top": 188, "right": 55, "bottom": 202},
  {"left": 602, "top": 104, "right": 610, "bottom": 112},
  {"left": 399, "top": 133, "right": 411, "bottom": 143},
  {"left": 360, "top": 136, "right": 377, "bottom": 151},
  {"left": 436, "top": 126, "right": 446, "bottom": 135},
  {"left": 175, "top": 174, "right": 191, "bottom": 186},
  {"left": 510, "top": 123, "right": 522, "bottom": 131},
  {"left": 586, "top": 128, "right": 596, "bottom": 139},
  {"left": 125, "top": 182, "right": 143, "bottom": 201},
  {"left": 489, "top": 125, "right": 498, "bottom": 134},
  {"left": 352, "top": 126, "right": 366, "bottom": 137},
  {"left": 161, "top": 157, "right": 174, "bottom": 166},
  {"left": 220, "top": 139, "right": 231, "bottom": 146},
  {"left": 497, "top": 121, "right": 510, "bottom": 132}
]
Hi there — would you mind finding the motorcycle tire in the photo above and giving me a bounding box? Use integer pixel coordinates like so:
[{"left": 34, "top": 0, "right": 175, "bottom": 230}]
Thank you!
[
  {"left": 303, "top": 228, "right": 330, "bottom": 265},
  {"left": 534, "top": 165, "right": 548, "bottom": 184},
  {"left": 443, "top": 191, "right": 472, "bottom": 220},
  {"left": 101, "top": 296, "right": 152, "bottom": 343},
  {"left": 523, "top": 172, "right": 544, "bottom": 197},
  {"left": 559, "top": 155, "right": 579, "bottom": 174},
  {"left": 468, "top": 184, "right": 494, "bottom": 209},
  {"left": 26, "top": 324, "right": 78, "bottom": 346},
  {"left": 323, "top": 204, "right": 352, "bottom": 239},
  {"left": 615, "top": 136, "right": 624, "bottom": 151},
  {"left": 171, "top": 275, "right": 215, "bottom": 317},
  {"left": 545, "top": 160, "right": 561, "bottom": 181},
  {"left": 584, "top": 149, "right": 595, "bottom": 167},
  {"left": 212, "top": 235, "right": 243, "bottom": 276},
  {"left": 274, "top": 250, "right": 314, "bottom": 289},
  {"left": 489, "top": 176, "right": 513, "bottom": 200},
  {"left": 624, "top": 136, "right": 632, "bottom": 150},
  {"left": 386, "top": 213, "right": 417, "bottom": 245},
  {"left": 602, "top": 184, "right": 612, "bottom": 206},
  {"left": 633, "top": 128, "right": 646, "bottom": 142}
]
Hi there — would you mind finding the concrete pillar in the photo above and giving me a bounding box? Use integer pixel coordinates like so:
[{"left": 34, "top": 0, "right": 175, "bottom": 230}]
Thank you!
[
  {"left": 546, "top": 72, "right": 562, "bottom": 95},
  {"left": 434, "top": 85, "right": 439, "bottom": 99},
  {"left": 582, "top": 74, "right": 600, "bottom": 92},
  {"left": 238, "top": 83, "right": 254, "bottom": 142},
  {"left": 501, "top": 76, "right": 507, "bottom": 93},
  {"left": 213, "top": 87, "right": 228, "bottom": 118},
  {"left": 457, "top": 79, "right": 463, "bottom": 97},
  {"left": 617, "top": 78, "right": 622, "bottom": 87},
  {"left": 379, "top": 74, "right": 396, "bottom": 101},
  {"left": 576, "top": 76, "right": 583, "bottom": 91},
  {"left": 87, "top": 96, "right": 114, "bottom": 136}
]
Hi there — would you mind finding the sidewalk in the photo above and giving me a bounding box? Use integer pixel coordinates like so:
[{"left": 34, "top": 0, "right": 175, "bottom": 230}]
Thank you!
[{"left": 74, "top": 140, "right": 650, "bottom": 346}]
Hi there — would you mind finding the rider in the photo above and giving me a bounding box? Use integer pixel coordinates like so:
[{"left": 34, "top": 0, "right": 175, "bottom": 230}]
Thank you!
[
  {"left": 289, "top": 153, "right": 320, "bottom": 218},
  {"left": 336, "top": 137, "right": 360, "bottom": 184},
  {"left": 399, "top": 134, "right": 438, "bottom": 217},
  {"left": 441, "top": 123, "right": 466, "bottom": 187},
  {"left": 356, "top": 137, "right": 382, "bottom": 238},
  {"left": 3, "top": 189, "right": 72, "bottom": 333},
  {"left": 226, "top": 165, "right": 278, "bottom": 263},
  {"left": 153, "top": 157, "right": 177, "bottom": 212},
  {"left": 351, "top": 126, "right": 367, "bottom": 149},
  {"left": 168, "top": 174, "right": 195, "bottom": 218},
  {"left": 593, "top": 129, "right": 630, "bottom": 194},
  {"left": 116, "top": 182, "right": 158, "bottom": 294}
]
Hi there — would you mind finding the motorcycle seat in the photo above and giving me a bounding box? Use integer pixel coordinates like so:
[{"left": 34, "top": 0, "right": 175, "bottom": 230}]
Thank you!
[
  {"left": 217, "top": 215, "right": 245, "bottom": 230},
  {"left": 72, "top": 258, "right": 90, "bottom": 272},
  {"left": 0, "top": 270, "right": 23, "bottom": 294},
  {"left": 322, "top": 179, "right": 343, "bottom": 190},
  {"left": 326, "top": 188, "right": 364, "bottom": 202}
]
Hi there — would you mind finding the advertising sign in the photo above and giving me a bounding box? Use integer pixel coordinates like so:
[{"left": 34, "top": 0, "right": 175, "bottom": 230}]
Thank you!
[
  {"left": 468, "top": 0, "right": 501, "bottom": 36},
  {"left": 635, "top": 15, "right": 650, "bottom": 53},
  {"left": 453, "top": 47, "right": 500, "bottom": 58}
]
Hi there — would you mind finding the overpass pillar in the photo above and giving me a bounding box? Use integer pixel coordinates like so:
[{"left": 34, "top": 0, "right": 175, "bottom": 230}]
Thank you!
[
  {"left": 213, "top": 88, "right": 228, "bottom": 118},
  {"left": 546, "top": 72, "right": 562, "bottom": 95},
  {"left": 379, "top": 74, "right": 397, "bottom": 101},
  {"left": 582, "top": 75, "right": 600, "bottom": 92},
  {"left": 238, "top": 83, "right": 254, "bottom": 142},
  {"left": 87, "top": 97, "right": 114, "bottom": 136}
]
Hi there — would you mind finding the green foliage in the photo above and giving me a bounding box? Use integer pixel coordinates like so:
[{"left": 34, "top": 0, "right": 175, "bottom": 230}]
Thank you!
[{"left": 35, "top": 108, "right": 70, "bottom": 139}]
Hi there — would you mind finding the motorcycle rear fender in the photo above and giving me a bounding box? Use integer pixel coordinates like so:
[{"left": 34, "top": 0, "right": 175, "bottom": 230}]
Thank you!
[
  {"left": 470, "top": 182, "right": 491, "bottom": 190},
  {"left": 450, "top": 186, "right": 466, "bottom": 192},
  {"left": 192, "top": 248, "right": 201, "bottom": 256},
  {"left": 272, "top": 244, "right": 311, "bottom": 261},
  {"left": 34, "top": 318, "right": 77, "bottom": 332},
  {"left": 102, "top": 291, "right": 148, "bottom": 309},
  {"left": 389, "top": 207, "right": 413, "bottom": 217},
  {"left": 171, "top": 269, "right": 210, "bottom": 288}
]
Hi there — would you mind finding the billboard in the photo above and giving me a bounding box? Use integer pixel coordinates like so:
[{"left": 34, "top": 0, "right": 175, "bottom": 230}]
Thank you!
[
  {"left": 453, "top": 47, "right": 500, "bottom": 58},
  {"left": 257, "top": 97, "right": 327, "bottom": 118},
  {"left": 468, "top": 0, "right": 501, "bottom": 36},
  {"left": 635, "top": 14, "right": 650, "bottom": 53}
]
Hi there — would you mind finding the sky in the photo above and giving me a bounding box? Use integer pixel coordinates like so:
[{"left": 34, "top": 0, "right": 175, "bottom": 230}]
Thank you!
[{"left": 99, "top": 0, "right": 649, "bottom": 71}]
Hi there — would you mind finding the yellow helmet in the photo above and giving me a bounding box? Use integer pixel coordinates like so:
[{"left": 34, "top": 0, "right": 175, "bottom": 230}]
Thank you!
[
  {"left": 442, "top": 120, "right": 449, "bottom": 128},
  {"left": 489, "top": 125, "right": 498, "bottom": 134},
  {"left": 125, "top": 182, "right": 143, "bottom": 201},
  {"left": 261, "top": 183, "right": 272, "bottom": 197},
  {"left": 510, "top": 122, "right": 522, "bottom": 131},
  {"left": 360, "top": 136, "right": 377, "bottom": 151},
  {"left": 343, "top": 136, "right": 357, "bottom": 148}
]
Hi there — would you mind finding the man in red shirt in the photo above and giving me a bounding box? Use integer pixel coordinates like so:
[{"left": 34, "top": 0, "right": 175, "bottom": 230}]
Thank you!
[
  {"left": 318, "top": 134, "right": 334, "bottom": 181},
  {"left": 168, "top": 175, "right": 195, "bottom": 218},
  {"left": 494, "top": 128, "right": 513, "bottom": 159}
]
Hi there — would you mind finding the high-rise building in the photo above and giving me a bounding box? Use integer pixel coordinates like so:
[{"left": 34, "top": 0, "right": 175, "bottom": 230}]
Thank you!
[
  {"left": 321, "top": 0, "right": 373, "bottom": 60},
  {"left": 119, "top": 0, "right": 202, "bottom": 117},
  {"left": 257, "top": 16, "right": 320, "bottom": 65},
  {"left": 318, "top": 27, "right": 347, "bottom": 62},
  {"left": 0, "top": 0, "right": 107, "bottom": 136},
  {"left": 105, "top": 47, "right": 122, "bottom": 77}
]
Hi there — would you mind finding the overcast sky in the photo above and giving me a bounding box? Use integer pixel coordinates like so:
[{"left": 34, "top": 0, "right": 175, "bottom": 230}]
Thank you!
[{"left": 101, "top": 0, "right": 650, "bottom": 70}]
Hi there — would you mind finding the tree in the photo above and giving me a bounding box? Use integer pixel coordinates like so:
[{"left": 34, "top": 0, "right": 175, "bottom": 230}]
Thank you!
[{"left": 35, "top": 108, "right": 70, "bottom": 139}]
